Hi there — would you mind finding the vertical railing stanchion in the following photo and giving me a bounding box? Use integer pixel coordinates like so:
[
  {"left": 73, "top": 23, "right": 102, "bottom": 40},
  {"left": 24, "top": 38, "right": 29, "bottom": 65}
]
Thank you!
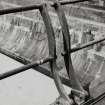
[
  {"left": 39, "top": 3, "right": 73, "bottom": 104},
  {"left": 53, "top": 1, "right": 87, "bottom": 102}
]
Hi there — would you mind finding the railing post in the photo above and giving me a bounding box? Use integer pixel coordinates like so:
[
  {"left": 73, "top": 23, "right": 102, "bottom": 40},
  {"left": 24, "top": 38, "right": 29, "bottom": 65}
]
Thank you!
[
  {"left": 39, "top": 3, "right": 73, "bottom": 104},
  {"left": 53, "top": 1, "right": 87, "bottom": 102}
]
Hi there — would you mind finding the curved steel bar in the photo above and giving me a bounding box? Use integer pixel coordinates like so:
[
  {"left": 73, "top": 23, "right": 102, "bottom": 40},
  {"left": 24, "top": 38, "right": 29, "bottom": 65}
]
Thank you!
[
  {"left": 0, "top": 0, "right": 90, "bottom": 16},
  {"left": 53, "top": 2, "right": 87, "bottom": 98},
  {"left": 39, "top": 4, "right": 73, "bottom": 104}
]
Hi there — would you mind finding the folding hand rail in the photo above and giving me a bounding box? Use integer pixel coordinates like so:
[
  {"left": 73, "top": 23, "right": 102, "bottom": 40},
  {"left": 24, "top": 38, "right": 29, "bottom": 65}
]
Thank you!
[{"left": 0, "top": 0, "right": 104, "bottom": 105}]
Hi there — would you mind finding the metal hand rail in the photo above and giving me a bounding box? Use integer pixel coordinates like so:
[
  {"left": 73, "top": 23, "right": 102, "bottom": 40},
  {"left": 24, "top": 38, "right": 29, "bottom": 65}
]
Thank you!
[{"left": 0, "top": 0, "right": 104, "bottom": 105}]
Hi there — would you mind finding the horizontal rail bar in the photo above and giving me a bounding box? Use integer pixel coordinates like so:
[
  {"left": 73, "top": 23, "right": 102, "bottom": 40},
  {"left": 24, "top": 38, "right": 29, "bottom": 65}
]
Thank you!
[
  {"left": 0, "top": 51, "right": 85, "bottom": 95},
  {"left": 0, "top": 48, "right": 85, "bottom": 95},
  {"left": 81, "top": 91, "right": 105, "bottom": 105},
  {"left": 59, "top": 0, "right": 91, "bottom": 5},
  {"left": 81, "top": 4, "right": 105, "bottom": 13},
  {"left": 0, "top": 4, "right": 42, "bottom": 15},
  {"left": 71, "top": 37, "right": 105, "bottom": 53},
  {"left": 0, "top": 0, "right": 90, "bottom": 15},
  {"left": 0, "top": 36, "right": 105, "bottom": 80},
  {"left": 90, "top": 92, "right": 105, "bottom": 105},
  {"left": 0, "top": 57, "right": 53, "bottom": 80},
  {"left": 0, "top": 36, "right": 104, "bottom": 83},
  {"left": 0, "top": 48, "right": 72, "bottom": 87}
]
